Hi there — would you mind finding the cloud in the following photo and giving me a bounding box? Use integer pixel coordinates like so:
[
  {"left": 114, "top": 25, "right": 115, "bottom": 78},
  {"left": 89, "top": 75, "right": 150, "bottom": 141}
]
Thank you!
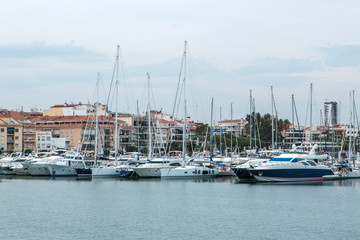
[
  {"left": 318, "top": 45, "right": 360, "bottom": 67},
  {"left": 0, "top": 41, "right": 105, "bottom": 61}
]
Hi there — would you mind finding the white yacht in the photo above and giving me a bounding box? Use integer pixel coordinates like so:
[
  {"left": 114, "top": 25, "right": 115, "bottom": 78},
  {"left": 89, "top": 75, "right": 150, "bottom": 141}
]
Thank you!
[
  {"left": 25, "top": 156, "right": 63, "bottom": 176},
  {"left": 134, "top": 158, "right": 181, "bottom": 178},
  {"left": 0, "top": 153, "right": 23, "bottom": 175},
  {"left": 161, "top": 163, "right": 219, "bottom": 178},
  {"left": 46, "top": 154, "right": 86, "bottom": 176},
  {"left": 91, "top": 163, "right": 121, "bottom": 177}
]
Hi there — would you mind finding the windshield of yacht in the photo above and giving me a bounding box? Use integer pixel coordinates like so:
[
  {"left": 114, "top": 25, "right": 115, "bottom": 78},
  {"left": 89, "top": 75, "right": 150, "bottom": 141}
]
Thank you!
[{"left": 306, "top": 161, "right": 317, "bottom": 166}]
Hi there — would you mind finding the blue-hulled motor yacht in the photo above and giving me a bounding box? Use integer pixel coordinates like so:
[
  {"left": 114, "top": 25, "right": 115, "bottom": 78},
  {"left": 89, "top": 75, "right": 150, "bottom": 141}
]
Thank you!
[{"left": 247, "top": 157, "right": 334, "bottom": 182}]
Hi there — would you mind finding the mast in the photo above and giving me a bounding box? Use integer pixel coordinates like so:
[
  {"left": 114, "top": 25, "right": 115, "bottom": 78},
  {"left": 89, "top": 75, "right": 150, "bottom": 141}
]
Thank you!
[
  {"left": 353, "top": 90, "right": 356, "bottom": 167},
  {"left": 210, "top": 97, "right": 214, "bottom": 161},
  {"left": 147, "top": 72, "right": 152, "bottom": 160},
  {"left": 249, "top": 90, "right": 252, "bottom": 150},
  {"left": 95, "top": 73, "right": 100, "bottom": 165},
  {"left": 137, "top": 100, "right": 140, "bottom": 161},
  {"left": 310, "top": 83, "right": 313, "bottom": 143},
  {"left": 292, "top": 94, "right": 295, "bottom": 145},
  {"left": 220, "top": 107, "right": 222, "bottom": 156},
  {"left": 115, "top": 45, "right": 119, "bottom": 164},
  {"left": 230, "top": 103, "right": 233, "bottom": 160},
  {"left": 271, "top": 86, "right": 274, "bottom": 149},
  {"left": 253, "top": 98, "right": 257, "bottom": 150},
  {"left": 182, "top": 41, "right": 188, "bottom": 163}
]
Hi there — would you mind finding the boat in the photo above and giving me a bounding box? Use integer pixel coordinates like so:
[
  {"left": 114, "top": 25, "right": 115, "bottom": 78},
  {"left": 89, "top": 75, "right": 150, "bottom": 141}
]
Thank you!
[
  {"left": 247, "top": 158, "right": 334, "bottom": 182},
  {"left": 160, "top": 42, "right": 219, "bottom": 179},
  {"left": 232, "top": 158, "right": 269, "bottom": 180},
  {"left": 232, "top": 143, "right": 329, "bottom": 181},
  {"left": 91, "top": 47, "right": 121, "bottom": 178},
  {"left": 0, "top": 153, "right": 31, "bottom": 175},
  {"left": 161, "top": 163, "right": 219, "bottom": 178},
  {"left": 46, "top": 154, "right": 86, "bottom": 177},
  {"left": 134, "top": 159, "right": 181, "bottom": 178},
  {"left": 24, "top": 155, "right": 62, "bottom": 176}
]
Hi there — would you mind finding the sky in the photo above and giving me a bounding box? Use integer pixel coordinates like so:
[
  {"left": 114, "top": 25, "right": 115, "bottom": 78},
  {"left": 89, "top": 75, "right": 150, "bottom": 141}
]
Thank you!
[{"left": 1, "top": 0, "right": 360, "bottom": 125}]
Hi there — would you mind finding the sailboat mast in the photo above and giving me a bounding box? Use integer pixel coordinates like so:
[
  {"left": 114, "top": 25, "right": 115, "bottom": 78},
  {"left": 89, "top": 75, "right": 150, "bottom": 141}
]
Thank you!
[
  {"left": 115, "top": 45, "right": 119, "bottom": 163},
  {"left": 147, "top": 72, "right": 152, "bottom": 160},
  {"left": 182, "top": 41, "right": 187, "bottom": 163},
  {"left": 249, "top": 90, "right": 252, "bottom": 150},
  {"left": 292, "top": 94, "right": 295, "bottom": 145},
  {"left": 271, "top": 86, "right": 274, "bottom": 149},
  {"left": 230, "top": 103, "right": 233, "bottom": 160},
  {"left": 210, "top": 98, "right": 213, "bottom": 160},
  {"left": 220, "top": 107, "right": 222, "bottom": 155},
  {"left": 137, "top": 100, "right": 140, "bottom": 161},
  {"left": 95, "top": 73, "right": 100, "bottom": 165},
  {"left": 310, "top": 83, "right": 313, "bottom": 142},
  {"left": 253, "top": 98, "right": 257, "bottom": 150}
]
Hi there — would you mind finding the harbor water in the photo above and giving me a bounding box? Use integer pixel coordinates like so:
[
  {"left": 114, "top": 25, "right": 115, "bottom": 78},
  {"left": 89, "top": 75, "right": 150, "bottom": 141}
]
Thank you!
[{"left": 1, "top": 176, "right": 360, "bottom": 240}]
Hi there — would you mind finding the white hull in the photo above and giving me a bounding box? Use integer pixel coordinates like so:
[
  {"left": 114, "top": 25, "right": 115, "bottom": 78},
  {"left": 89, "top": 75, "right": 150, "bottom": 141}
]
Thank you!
[
  {"left": 161, "top": 166, "right": 219, "bottom": 178},
  {"left": 91, "top": 166, "right": 120, "bottom": 177},
  {"left": 27, "top": 164, "right": 51, "bottom": 176},
  {"left": 12, "top": 166, "right": 29, "bottom": 176},
  {"left": 134, "top": 163, "right": 178, "bottom": 178},
  {"left": 134, "top": 167, "right": 162, "bottom": 177},
  {"left": 0, "top": 165, "right": 16, "bottom": 175},
  {"left": 47, "top": 164, "right": 77, "bottom": 176},
  {"left": 253, "top": 175, "right": 325, "bottom": 182}
]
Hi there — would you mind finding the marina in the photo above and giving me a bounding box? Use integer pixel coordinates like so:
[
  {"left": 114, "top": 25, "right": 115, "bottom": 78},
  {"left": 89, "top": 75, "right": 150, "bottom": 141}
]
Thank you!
[{"left": 2, "top": 1, "right": 360, "bottom": 239}]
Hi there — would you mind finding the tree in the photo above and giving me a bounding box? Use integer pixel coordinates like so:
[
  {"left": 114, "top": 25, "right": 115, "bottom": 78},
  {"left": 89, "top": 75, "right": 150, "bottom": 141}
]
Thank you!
[{"left": 126, "top": 146, "right": 138, "bottom": 152}]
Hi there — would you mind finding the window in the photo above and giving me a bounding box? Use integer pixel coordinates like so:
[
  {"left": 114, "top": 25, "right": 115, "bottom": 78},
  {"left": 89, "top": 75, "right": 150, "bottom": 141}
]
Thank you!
[
  {"left": 307, "top": 161, "right": 317, "bottom": 166},
  {"left": 15, "top": 144, "right": 19, "bottom": 148},
  {"left": 46, "top": 137, "right": 51, "bottom": 141},
  {"left": 0, "top": 136, "right": 3, "bottom": 140},
  {"left": 15, "top": 128, "right": 19, "bottom": 132},
  {"left": 0, "top": 128, "right": 4, "bottom": 132},
  {"left": 15, "top": 136, "right": 19, "bottom": 140},
  {"left": 71, "top": 129, "right": 73, "bottom": 135},
  {"left": 66, "top": 130, "right": 69, "bottom": 135}
]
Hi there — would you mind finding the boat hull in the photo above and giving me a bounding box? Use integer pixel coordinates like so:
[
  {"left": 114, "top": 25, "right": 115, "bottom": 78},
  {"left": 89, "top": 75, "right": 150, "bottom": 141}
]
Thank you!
[
  {"left": 47, "top": 165, "right": 78, "bottom": 177},
  {"left": 232, "top": 167, "right": 255, "bottom": 180},
  {"left": 91, "top": 167, "right": 120, "bottom": 177},
  {"left": 249, "top": 168, "right": 334, "bottom": 182},
  {"left": 26, "top": 164, "right": 51, "bottom": 176},
  {"left": 161, "top": 166, "right": 219, "bottom": 178}
]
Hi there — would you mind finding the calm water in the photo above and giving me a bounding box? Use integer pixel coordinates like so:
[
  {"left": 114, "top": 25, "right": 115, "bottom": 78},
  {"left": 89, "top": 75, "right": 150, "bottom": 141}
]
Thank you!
[{"left": 1, "top": 176, "right": 360, "bottom": 240}]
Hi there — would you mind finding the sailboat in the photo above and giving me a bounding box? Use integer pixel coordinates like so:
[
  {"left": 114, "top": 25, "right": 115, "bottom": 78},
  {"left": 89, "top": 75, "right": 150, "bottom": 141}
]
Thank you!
[
  {"left": 161, "top": 41, "right": 219, "bottom": 178},
  {"left": 134, "top": 74, "right": 182, "bottom": 178},
  {"left": 91, "top": 46, "right": 122, "bottom": 177}
]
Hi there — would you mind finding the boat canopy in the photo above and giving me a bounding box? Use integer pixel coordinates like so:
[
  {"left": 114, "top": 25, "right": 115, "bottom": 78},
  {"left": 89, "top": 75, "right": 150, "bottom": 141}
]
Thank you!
[{"left": 269, "top": 157, "right": 304, "bottom": 162}]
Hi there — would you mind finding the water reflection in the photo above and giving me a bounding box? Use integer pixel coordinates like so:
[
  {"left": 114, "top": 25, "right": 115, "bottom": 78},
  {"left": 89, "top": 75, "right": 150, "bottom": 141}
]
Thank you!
[{"left": 1, "top": 174, "right": 360, "bottom": 186}]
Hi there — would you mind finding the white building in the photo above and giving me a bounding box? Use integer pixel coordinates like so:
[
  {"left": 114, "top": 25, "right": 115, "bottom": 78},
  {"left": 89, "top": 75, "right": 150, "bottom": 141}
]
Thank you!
[{"left": 36, "top": 131, "right": 66, "bottom": 151}]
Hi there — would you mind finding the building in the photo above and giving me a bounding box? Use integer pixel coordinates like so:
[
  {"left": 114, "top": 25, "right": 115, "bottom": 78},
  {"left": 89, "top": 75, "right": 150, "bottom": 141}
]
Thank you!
[
  {"left": 284, "top": 128, "right": 306, "bottom": 149},
  {"left": 324, "top": 100, "right": 339, "bottom": 126},
  {"left": 43, "top": 102, "right": 109, "bottom": 117},
  {"left": 217, "top": 119, "right": 247, "bottom": 137},
  {"left": 0, "top": 109, "right": 36, "bottom": 152},
  {"left": 28, "top": 115, "right": 118, "bottom": 152}
]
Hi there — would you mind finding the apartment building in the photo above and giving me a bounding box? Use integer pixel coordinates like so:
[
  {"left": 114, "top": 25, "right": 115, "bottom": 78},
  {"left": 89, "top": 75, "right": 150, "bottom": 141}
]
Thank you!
[{"left": 0, "top": 109, "right": 36, "bottom": 152}]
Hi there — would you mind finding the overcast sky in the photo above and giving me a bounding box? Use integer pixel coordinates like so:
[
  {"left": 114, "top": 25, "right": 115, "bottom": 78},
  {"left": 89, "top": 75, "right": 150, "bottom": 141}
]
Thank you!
[{"left": 1, "top": 0, "right": 360, "bottom": 125}]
